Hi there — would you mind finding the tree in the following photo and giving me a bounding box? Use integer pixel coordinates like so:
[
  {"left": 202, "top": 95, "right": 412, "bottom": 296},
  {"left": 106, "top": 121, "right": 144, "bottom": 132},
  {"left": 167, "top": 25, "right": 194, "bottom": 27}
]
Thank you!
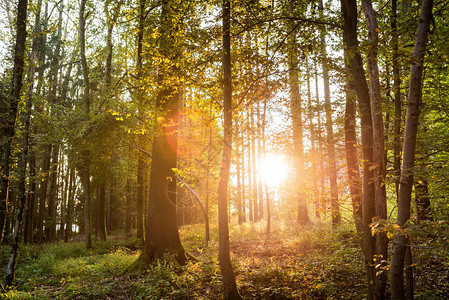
[
  {"left": 319, "top": 0, "right": 340, "bottom": 226},
  {"left": 217, "top": 0, "right": 242, "bottom": 298},
  {"left": 360, "top": 0, "right": 388, "bottom": 296},
  {"left": 79, "top": 0, "right": 92, "bottom": 249},
  {"left": 0, "top": 0, "right": 28, "bottom": 248},
  {"left": 3, "top": 0, "right": 28, "bottom": 285},
  {"left": 288, "top": 3, "right": 309, "bottom": 225},
  {"left": 390, "top": 0, "right": 434, "bottom": 298},
  {"left": 340, "top": 0, "right": 376, "bottom": 297},
  {"left": 141, "top": 0, "right": 187, "bottom": 265}
]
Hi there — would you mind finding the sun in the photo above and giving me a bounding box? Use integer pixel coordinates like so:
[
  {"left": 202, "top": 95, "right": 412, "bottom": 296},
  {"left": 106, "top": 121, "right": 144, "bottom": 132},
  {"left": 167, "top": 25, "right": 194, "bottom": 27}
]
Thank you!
[{"left": 259, "top": 153, "right": 289, "bottom": 188}]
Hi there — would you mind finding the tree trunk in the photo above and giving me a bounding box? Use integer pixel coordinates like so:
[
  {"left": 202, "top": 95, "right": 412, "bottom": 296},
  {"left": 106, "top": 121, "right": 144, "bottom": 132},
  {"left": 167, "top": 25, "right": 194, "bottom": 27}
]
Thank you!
[
  {"left": 4, "top": 0, "right": 28, "bottom": 283},
  {"left": 23, "top": 0, "right": 42, "bottom": 244},
  {"left": 306, "top": 55, "right": 318, "bottom": 220},
  {"left": 218, "top": 1, "right": 242, "bottom": 298},
  {"left": 79, "top": 0, "right": 92, "bottom": 249},
  {"left": 288, "top": 7, "right": 308, "bottom": 225},
  {"left": 65, "top": 167, "right": 74, "bottom": 242},
  {"left": 343, "top": 51, "right": 363, "bottom": 238},
  {"left": 360, "top": 1, "right": 389, "bottom": 296},
  {"left": 315, "top": 62, "right": 325, "bottom": 219},
  {"left": 97, "top": 183, "right": 107, "bottom": 241},
  {"left": 0, "top": 0, "right": 28, "bottom": 247},
  {"left": 142, "top": 0, "right": 186, "bottom": 265},
  {"left": 341, "top": 0, "right": 376, "bottom": 297},
  {"left": 46, "top": 145, "right": 59, "bottom": 242},
  {"left": 390, "top": 0, "right": 433, "bottom": 298},
  {"left": 250, "top": 104, "right": 259, "bottom": 221},
  {"left": 319, "top": 0, "right": 340, "bottom": 226},
  {"left": 391, "top": 0, "right": 402, "bottom": 199},
  {"left": 37, "top": 146, "right": 50, "bottom": 242}
]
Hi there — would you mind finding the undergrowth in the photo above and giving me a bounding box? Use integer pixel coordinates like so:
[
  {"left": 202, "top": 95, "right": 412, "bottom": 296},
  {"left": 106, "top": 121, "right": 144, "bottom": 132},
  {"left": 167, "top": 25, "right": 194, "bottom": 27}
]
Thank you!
[{"left": 1, "top": 220, "right": 447, "bottom": 299}]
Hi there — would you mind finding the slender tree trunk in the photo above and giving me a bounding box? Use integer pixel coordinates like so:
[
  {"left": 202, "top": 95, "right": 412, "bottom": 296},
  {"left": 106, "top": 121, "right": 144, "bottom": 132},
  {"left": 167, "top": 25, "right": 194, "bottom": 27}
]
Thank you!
[
  {"left": 4, "top": 0, "right": 28, "bottom": 283},
  {"left": 306, "top": 56, "right": 318, "bottom": 220},
  {"left": 236, "top": 118, "right": 244, "bottom": 224},
  {"left": 240, "top": 118, "right": 246, "bottom": 223},
  {"left": 343, "top": 51, "right": 363, "bottom": 238},
  {"left": 46, "top": 145, "right": 59, "bottom": 242},
  {"left": 391, "top": 0, "right": 402, "bottom": 199},
  {"left": 79, "top": 0, "right": 92, "bottom": 249},
  {"left": 319, "top": 0, "right": 340, "bottom": 226},
  {"left": 341, "top": 0, "right": 376, "bottom": 297},
  {"left": 257, "top": 101, "right": 264, "bottom": 219},
  {"left": 250, "top": 104, "right": 259, "bottom": 221},
  {"left": 0, "top": 0, "right": 28, "bottom": 247},
  {"left": 390, "top": 1, "right": 433, "bottom": 298},
  {"left": 23, "top": 0, "right": 42, "bottom": 244},
  {"left": 37, "top": 146, "right": 50, "bottom": 242},
  {"left": 360, "top": 1, "right": 389, "bottom": 296},
  {"left": 287, "top": 10, "right": 308, "bottom": 225},
  {"left": 246, "top": 108, "right": 253, "bottom": 222},
  {"left": 315, "top": 62, "right": 324, "bottom": 219},
  {"left": 218, "top": 1, "right": 242, "bottom": 298},
  {"left": 97, "top": 183, "right": 107, "bottom": 241},
  {"left": 135, "top": 0, "right": 147, "bottom": 242},
  {"left": 65, "top": 167, "right": 74, "bottom": 242}
]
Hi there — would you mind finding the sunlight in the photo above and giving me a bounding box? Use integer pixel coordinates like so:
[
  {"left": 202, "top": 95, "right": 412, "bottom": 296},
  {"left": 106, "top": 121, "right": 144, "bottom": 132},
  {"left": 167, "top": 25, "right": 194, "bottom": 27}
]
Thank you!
[{"left": 259, "top": 153, "right": 289, "bottom": 188}]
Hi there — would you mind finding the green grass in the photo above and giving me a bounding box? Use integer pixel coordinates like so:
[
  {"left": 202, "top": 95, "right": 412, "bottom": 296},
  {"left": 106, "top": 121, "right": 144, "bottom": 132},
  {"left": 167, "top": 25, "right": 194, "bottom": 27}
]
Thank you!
[{"left": 1, "top": 220, "right": 448, "bottom": 299}]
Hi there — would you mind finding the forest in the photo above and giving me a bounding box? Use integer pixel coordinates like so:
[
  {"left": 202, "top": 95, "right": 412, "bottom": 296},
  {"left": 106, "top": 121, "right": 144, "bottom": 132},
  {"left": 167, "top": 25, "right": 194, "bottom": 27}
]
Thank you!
[{"left": 0, "top": 0, "right": 448, "bottom": 298}]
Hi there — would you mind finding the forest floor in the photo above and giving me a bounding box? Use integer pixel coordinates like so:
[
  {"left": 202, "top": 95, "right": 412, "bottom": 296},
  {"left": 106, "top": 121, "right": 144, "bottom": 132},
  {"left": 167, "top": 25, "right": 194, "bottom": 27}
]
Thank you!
[{"left": 1, "top": 220, "right": 448, "bottom": 299}]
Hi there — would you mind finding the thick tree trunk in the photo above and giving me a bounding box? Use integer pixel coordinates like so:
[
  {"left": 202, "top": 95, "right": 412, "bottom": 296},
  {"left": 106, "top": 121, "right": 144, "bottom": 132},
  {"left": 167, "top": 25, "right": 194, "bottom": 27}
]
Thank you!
[
  {"left": 390, "top": 0, "right": 433, "bottom": 298},
  {"left": 218, "top": 1, "right": 242, "bottom": 298},
  {"left": 0, "top": 0, "right": 28, "bottom": 247},
  {"left": 142, "top": 0, "right": 186, "bottom": 265},
  {"left": 341, "top": 0, "right": 376, "bottom": 297}
]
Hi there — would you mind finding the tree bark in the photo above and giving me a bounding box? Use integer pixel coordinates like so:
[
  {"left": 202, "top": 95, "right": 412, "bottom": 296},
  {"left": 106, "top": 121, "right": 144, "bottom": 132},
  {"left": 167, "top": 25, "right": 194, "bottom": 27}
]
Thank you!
[
  {"left": 65, "top": 167, "right": 74, "bottom": 242},
  {"left": 0, "top": 0, "right": 28, "bottom": 247},
  {"left": 79, "top": 0, "right": 92, "bottom": 248},
  {"left": 288, "top": 6, "right": 308, "bottom": 225},
  {"left": 218, "top": 1, "right": 242, "bottom": 298},
  {"left": 319, "top": 0, "right": 340, "bottom": 226},
  {"left": 142, "top": 0, "right": 186, "bottom": 265},
  {"left": 46, "top": 145, "right": 59, "bottom": 242},
  {"left": 360, "top": 1, "right": 388, "bottom": 296},
  {"left": 390, "top": 0, "right": 433, "bottom": 298},
  {"left": 4, "top": 0, "right": 28, "bottom": 284},
  {"left": 343, "top": 50, "right": 363, "bottom": 238},
  {"left": 391, "top": 0, "right": 402, "bottom": 199},
  {"left": 341, "top": 0, "right": 376, "bottom": 297},
  {"left": 23, "top": 0, "right": 42, "bottom": 245}
]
